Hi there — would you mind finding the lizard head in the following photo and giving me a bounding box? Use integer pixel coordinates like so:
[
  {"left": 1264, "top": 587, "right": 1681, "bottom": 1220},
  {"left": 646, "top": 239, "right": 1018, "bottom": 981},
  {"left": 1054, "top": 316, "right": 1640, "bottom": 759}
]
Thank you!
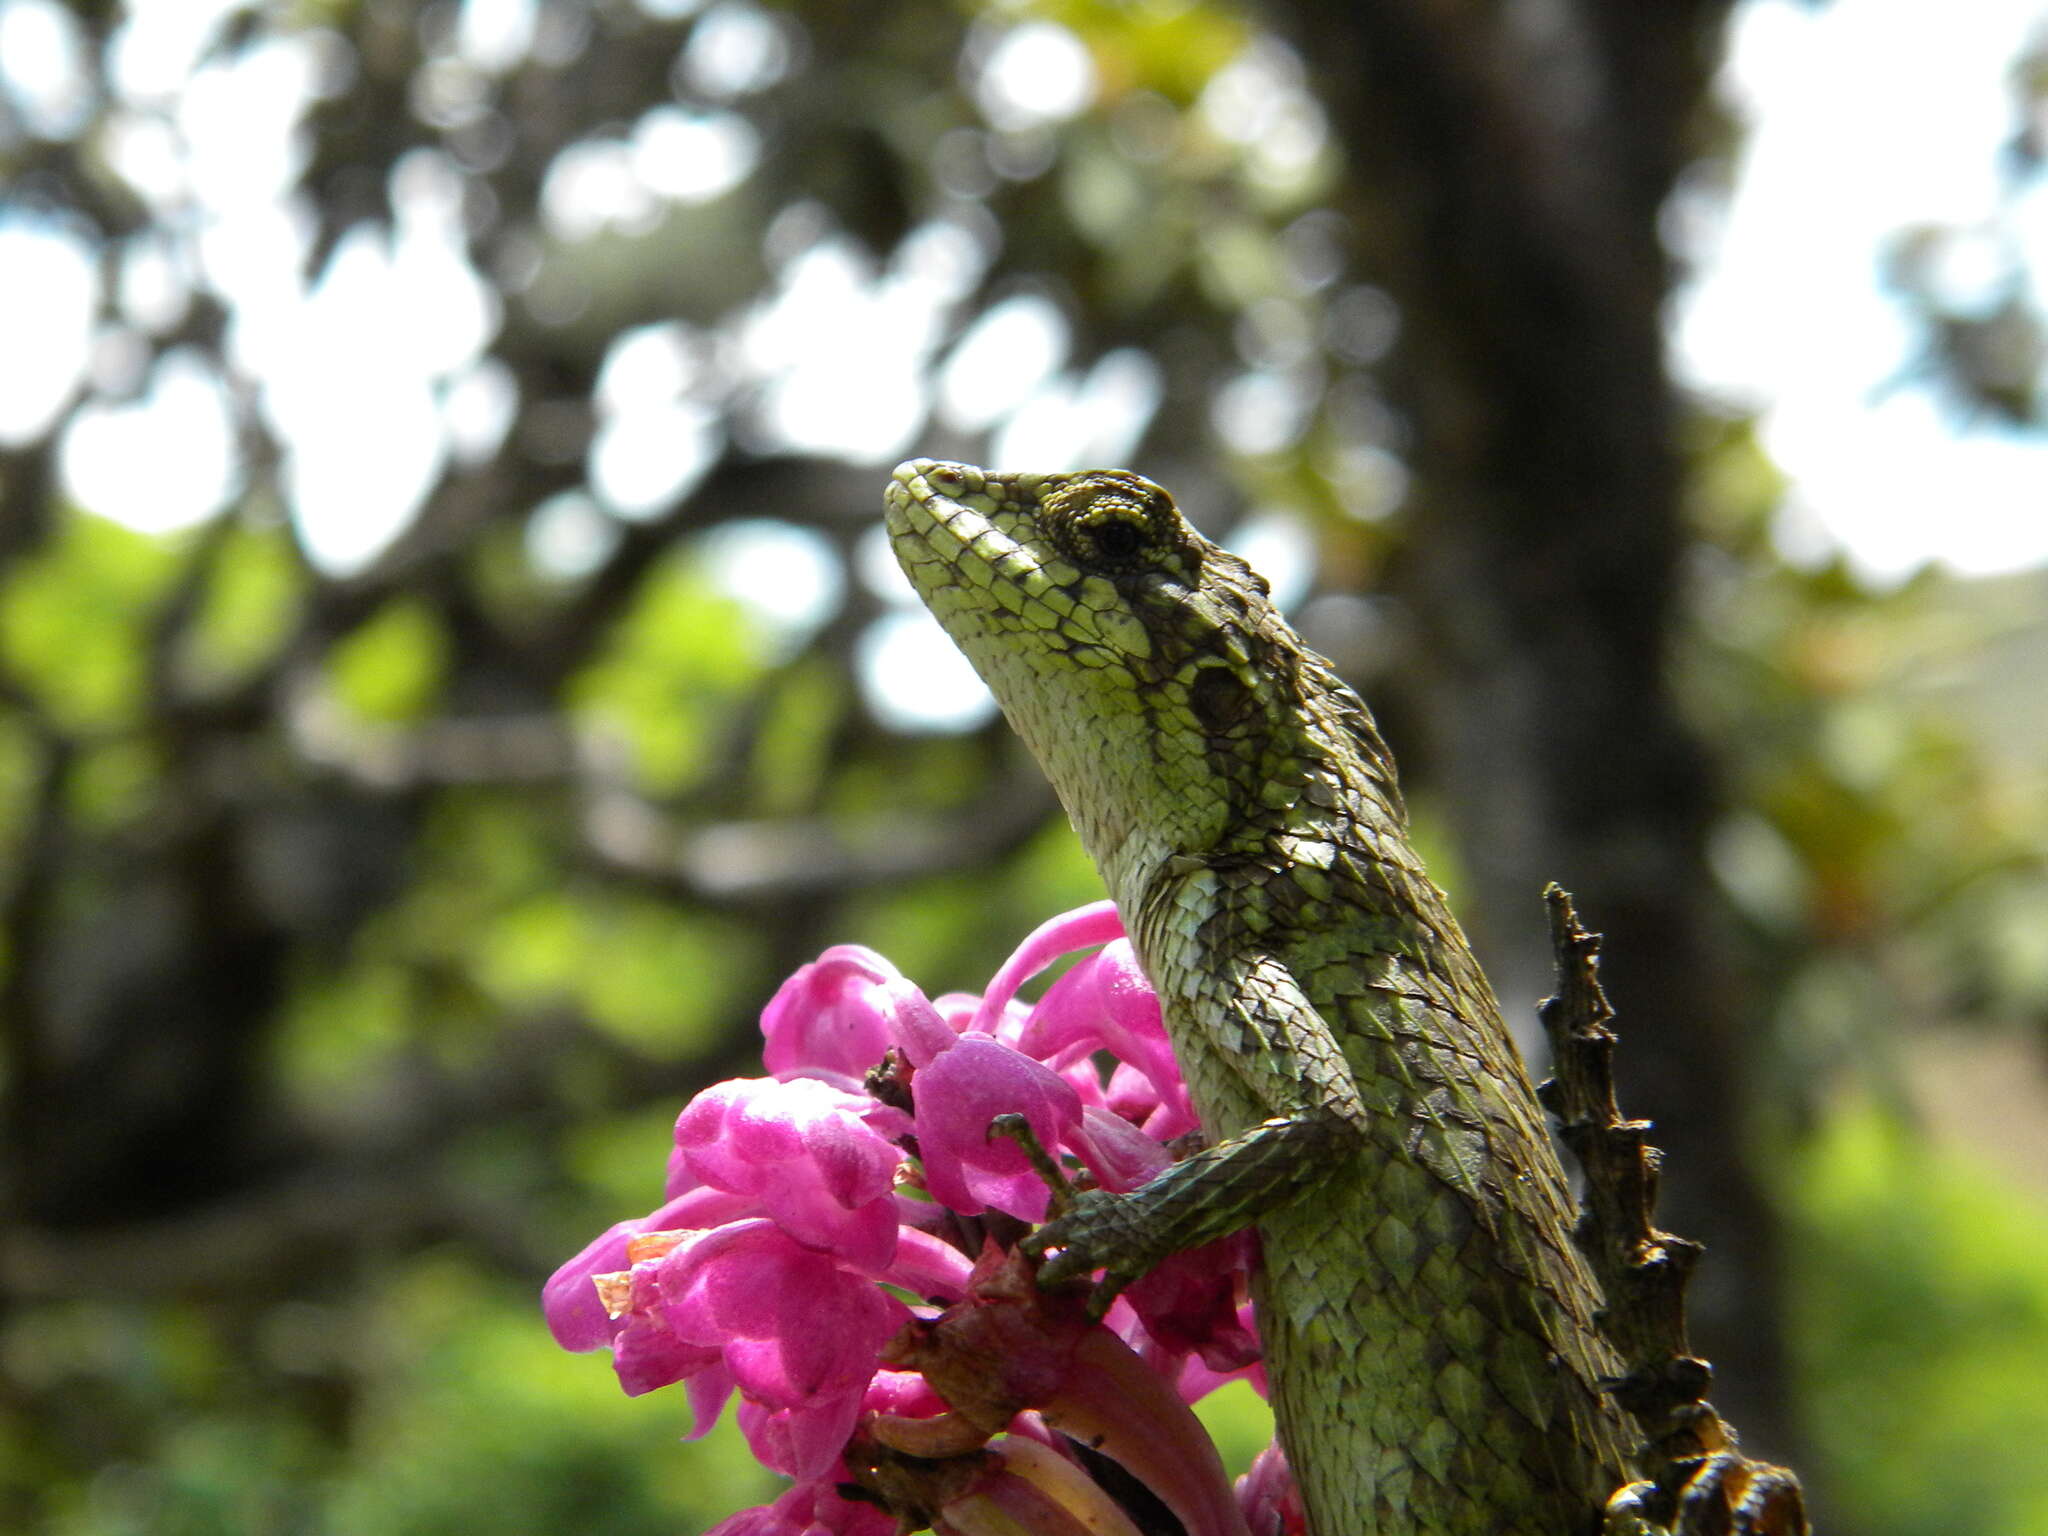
[{"left": 885, "top": 458, "right": 1316, "bottom": 894}]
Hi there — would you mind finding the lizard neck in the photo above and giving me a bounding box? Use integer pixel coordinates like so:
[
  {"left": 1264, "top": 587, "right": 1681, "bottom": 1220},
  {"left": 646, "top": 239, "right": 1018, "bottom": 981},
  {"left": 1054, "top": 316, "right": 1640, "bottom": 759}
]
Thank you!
[{"left": 1111, "top": 665, "right": 1407, "bottom": 897}]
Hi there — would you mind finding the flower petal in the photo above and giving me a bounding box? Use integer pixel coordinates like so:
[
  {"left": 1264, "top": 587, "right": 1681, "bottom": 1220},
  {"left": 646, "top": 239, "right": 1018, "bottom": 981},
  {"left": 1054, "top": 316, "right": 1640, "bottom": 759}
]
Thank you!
[
  {"left": 914, "top": 1038, "right": 1081, "bottom": 1220},
  {"left": 706, "top": 1476, "right": 897, "bottom": 1536},
  {"left": 736, "top": 1390, "right": 870, "bottom": 1481},
  {"left": 1020, "top": 942, "right": 1194, "bottom": 1136},
  {"left": 677, "top": 1077, "right": 908, "bottom": 1270},
  {"left": 662, "top": 1222, "right": 909, "bottom": 1406},
  {"left": 1069, "top": 1105, "right": 1170, "bottom": 1194},
  {"left": 970, "top": 901, "right": 1124, "bottom": 1033},
  {"left": 542, "top": 1185, "right": 756, "bottom": 1351},
  {"left": 762, "top": 946, "right": 951, "bottom": 1077}
]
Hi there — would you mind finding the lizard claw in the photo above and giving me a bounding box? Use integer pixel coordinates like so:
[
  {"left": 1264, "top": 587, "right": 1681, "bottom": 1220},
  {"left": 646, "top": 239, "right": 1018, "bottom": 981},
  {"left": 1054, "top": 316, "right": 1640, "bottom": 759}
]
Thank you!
[
  {"left": 983, "top": 1115, "right": 1172, "bottom": 1313},
  {"left": 986, "top": 1112, "right": 1080, "bottom": 1212},
  {"left": 1024, "top": 1188, "right": 1166, "bottom": 1314}
]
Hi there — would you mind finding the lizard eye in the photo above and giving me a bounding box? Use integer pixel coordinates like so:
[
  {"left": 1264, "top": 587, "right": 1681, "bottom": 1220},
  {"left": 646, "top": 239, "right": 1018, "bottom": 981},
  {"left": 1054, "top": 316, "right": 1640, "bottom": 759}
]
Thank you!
[
  {"left": 1040, "top": 470, "right": 1191, "bottom": 574},
  {"left": 1085, "top": 515, "right": 1148, "bottom": 564}
]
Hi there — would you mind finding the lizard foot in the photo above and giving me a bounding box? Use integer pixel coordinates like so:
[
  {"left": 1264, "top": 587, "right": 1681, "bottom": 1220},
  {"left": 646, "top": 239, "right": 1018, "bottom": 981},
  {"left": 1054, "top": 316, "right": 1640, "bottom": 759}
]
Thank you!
[
  {"left": 1604, "top": 1452, "right": 1809, "bottom": 1536},
  {"left": 1022, "top": 1187, "right": 1168, "bottom": 1311},
  {"left": 984, "top": 1112, "right": 1153, "bottom": 1308}
]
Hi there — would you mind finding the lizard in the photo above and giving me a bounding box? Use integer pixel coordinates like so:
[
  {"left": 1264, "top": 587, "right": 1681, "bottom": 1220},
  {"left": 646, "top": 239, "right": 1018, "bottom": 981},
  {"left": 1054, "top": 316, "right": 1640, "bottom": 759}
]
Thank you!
[{"left": 884, "top": 458, "right": 1638, "bottom": 1535}]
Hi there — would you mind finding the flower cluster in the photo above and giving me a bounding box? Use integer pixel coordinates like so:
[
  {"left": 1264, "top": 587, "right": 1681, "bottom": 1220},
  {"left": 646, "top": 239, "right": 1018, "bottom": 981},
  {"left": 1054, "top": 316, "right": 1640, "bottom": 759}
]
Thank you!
[{"left": 544, "top": 902, "right": 1301, "bottom": 1536}]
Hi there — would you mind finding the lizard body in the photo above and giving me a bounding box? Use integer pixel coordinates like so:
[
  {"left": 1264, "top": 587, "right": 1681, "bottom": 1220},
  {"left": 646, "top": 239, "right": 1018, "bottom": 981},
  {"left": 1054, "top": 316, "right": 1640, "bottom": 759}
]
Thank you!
[{"left": 885, "top": 459, "right": 1634, "bottom": 1535}]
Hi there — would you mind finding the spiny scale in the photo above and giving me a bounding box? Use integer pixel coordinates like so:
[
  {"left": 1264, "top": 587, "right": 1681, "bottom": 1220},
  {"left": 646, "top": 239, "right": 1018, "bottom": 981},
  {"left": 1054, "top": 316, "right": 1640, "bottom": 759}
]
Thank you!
[{"left": 886, "top": 460, "right": 1633, "bottom": 1535}]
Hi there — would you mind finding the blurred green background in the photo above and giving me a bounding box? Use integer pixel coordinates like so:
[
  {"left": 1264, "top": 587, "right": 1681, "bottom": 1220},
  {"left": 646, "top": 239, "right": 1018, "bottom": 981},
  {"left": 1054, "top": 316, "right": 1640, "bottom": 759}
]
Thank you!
[{"left": 3, "top": 2, "right": 2047, "bottom": 1533}]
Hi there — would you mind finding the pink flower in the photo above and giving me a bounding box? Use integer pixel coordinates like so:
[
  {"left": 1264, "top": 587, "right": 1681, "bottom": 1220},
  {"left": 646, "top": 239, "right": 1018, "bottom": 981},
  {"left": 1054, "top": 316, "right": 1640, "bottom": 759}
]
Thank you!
[
  {"left": 546, "top": 904, "right": 1263, "bottom": 1536},
  {"left": 970, "top": 901, "right": 1124, "bottom": 1034},
  {"left": 542, "top": 1183, "right": 756, "bottom": 1354},
  {"left": 761, "top": 945, "right": 954, "bottom": 1079},
  {"left": 658, "top": 1220, "right": 913, "bottom": 1477},
  {"left": 1122, "top": 1238, "right": 1262, "bottom": 1373},
  {"left": 1020, "top": 938, "right": 1197, "bottom": 1139},
  {"left": 704, "top": 1478, "right": 895, "bottom": 1536},
  {"left": 676, "top": 1077, "right": 910, "bottom": 1273},
  {"left": 610, "top": 1259, "right": 736, "bottom": 1417},
  {"left": 1236, "top": 1442, "right": 1306, "bottom": 1536},
  {"left": 876, "top": 1245, "right": 1251, "bottom": 1536},
  {"left": 911, "top": 1036, "right": 1082, "bottom": 1221},
  {"left": 1068, "top": 1104, "right": 1171, "bottom": 1193},
  {"left": 877, "top": 1226, "right": 977, "bottom": 1304},
  {"left": 1167, "top": 1311, "right": 1269, "bottom": 1405}
]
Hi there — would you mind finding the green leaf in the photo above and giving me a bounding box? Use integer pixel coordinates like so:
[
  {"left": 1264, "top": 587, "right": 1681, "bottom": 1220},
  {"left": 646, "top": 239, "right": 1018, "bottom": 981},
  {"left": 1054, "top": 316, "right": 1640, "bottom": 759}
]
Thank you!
[
  {"left": 1793, "top": 1106, "right": 2048, "bottom": 1536},
  {"left": 328, "top": 599, "right": 450, "bottom": 723},
  {"left": 65, "top": 739, "right": 163, "bottom": 830},
  {"left": 180, "top": 523, "right": 302, "bottom": 689},
  {"left": 568, "top": 552, "right": 768, "bottom": 793},
  {"left": 575, "top": 898, "right": 759, "bottom": 1057},
  {"left": 0, "top": 513, "right": 178, "bottom": 730},
  {"left": 274, "top": 959, "right": 415, "bottom": 1093}
]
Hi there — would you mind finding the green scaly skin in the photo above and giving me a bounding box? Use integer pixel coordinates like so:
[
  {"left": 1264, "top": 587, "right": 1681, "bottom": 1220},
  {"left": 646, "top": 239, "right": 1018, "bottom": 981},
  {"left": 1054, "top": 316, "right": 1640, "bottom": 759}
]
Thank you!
[{"left": 885, "top": 460, "right": 1636, "bottom": 1536}]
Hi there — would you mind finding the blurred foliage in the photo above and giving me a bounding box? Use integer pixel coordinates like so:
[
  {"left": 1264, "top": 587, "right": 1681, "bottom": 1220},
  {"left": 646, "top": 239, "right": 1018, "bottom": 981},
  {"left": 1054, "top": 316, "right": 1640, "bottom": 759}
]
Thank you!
[
  {"left": 1793, "top": 1106, "right": 2048, "bottom": 1536},
  {"left": 1, "top": 515, "right": 178, "bottom": 730},
  {"left": 0, "top": 1, "right": 2044, "bottom": 1534},
  {"left": 1682, "top": 414, "right": 2048, "bottom": 1121}
]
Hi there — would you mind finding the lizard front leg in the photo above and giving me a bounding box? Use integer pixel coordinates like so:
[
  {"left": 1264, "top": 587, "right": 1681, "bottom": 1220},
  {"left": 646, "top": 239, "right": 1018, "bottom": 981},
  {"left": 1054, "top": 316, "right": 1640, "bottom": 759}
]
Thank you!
[{"left": 1029, "top": 950, "right": 1367, "bottom": 1299}]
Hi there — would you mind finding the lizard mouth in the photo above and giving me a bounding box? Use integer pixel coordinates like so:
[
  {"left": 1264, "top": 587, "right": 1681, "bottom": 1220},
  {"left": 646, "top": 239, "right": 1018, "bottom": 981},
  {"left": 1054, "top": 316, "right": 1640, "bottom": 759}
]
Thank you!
[{"left": 886, "top": 458, "right": 1084, "bottom": 619}]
